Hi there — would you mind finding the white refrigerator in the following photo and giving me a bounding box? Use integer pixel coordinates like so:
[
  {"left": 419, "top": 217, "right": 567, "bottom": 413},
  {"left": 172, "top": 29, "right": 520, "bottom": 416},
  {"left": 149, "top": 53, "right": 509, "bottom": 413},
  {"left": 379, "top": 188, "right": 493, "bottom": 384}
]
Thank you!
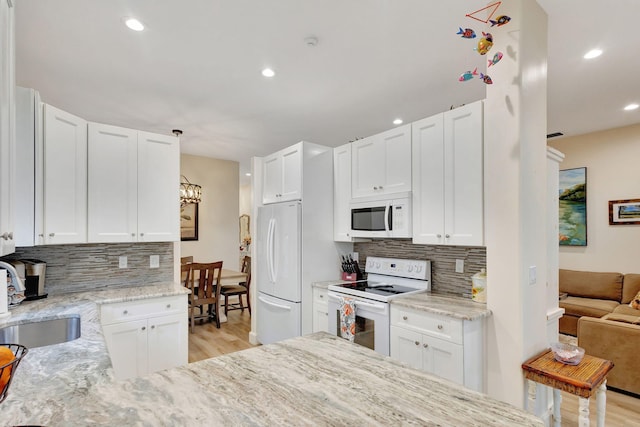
[{"left": 256, "top": 201, "right": 302, "bottom": 345}]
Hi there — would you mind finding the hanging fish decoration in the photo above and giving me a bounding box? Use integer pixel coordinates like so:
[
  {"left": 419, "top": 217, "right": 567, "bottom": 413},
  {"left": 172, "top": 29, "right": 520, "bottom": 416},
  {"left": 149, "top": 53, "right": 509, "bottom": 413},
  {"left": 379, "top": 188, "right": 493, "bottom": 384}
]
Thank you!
[
  {"left": 459, "top": 68, "right": 478, "bottom": 82},
  {"left": 476, "top": 32, "right": 493, "bottom": 55},
  {"left": 488, "top": 51, "right": 503, "bottom": 67},
  {"left": 489, "top": 15, "right": 511, "bottom": 27},
  {"left": 456, "top": 27, "right": 476, "bottom": 39},
  {"left": 479, "top": 73, "right": 493, "bottom": 84}
]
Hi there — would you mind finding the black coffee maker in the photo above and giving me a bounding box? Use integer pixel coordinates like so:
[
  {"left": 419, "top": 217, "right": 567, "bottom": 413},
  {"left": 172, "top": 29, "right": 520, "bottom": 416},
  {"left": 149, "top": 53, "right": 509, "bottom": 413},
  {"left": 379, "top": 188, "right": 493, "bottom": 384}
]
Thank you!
[{"left": 22, "top": 259, "right": 48, "bottom": 300}]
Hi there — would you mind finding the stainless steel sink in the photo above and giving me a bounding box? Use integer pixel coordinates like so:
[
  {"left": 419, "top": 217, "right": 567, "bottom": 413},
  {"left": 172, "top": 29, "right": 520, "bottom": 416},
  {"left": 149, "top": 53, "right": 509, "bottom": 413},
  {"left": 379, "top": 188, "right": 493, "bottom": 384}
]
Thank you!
[{"left": 0, "top": 316, "right": 81, "bottom": 348}]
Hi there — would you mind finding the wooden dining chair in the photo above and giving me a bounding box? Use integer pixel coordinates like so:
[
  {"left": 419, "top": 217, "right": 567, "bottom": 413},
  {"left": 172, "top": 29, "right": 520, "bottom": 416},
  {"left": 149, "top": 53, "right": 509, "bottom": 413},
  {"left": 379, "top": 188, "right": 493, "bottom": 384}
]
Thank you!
[
  {"left": 180, "top": 256, "right": 193, "bottom": 264},
  {"left": 221, "top": 256, "right": 251, "bottom": 316},
  {"left": 182, "top": 261, "right": 223, "bottom": 332}
]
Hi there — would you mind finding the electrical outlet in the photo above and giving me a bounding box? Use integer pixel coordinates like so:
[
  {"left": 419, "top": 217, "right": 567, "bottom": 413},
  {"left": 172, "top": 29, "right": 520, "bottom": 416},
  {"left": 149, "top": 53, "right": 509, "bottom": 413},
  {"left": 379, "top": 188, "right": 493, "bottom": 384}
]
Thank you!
[
  {"left": 529, "top": 265, "right": 537, "bottom": 285},
  {"left": 150, "top": 255, "right": 160, "bottom": 268},
  {"left": 455, "top": 259, "right": 464, "bottom": 273},
  {"left": 118, "top": 256, "right": 127, "bottom": 269}
]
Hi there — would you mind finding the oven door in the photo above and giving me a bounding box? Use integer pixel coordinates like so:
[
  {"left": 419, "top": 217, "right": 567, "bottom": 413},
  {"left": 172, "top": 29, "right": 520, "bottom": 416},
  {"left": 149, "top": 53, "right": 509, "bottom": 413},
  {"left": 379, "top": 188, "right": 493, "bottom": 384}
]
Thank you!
[{"left": 327, "top": 291, "right": 390, "bottom": 356}]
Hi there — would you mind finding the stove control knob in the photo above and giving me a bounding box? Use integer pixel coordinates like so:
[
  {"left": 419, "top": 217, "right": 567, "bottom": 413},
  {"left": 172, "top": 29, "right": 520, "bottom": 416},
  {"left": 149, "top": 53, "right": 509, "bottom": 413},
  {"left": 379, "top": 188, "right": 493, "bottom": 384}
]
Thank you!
[
  {"left": 375, "top": 262, "right": 381, "bottom": 268},
  {"left": 407, "top": 265, "right": 413, "bottom": 272},
  {"left": 415, "top": 265, "right": 422, "bottom": 273}
]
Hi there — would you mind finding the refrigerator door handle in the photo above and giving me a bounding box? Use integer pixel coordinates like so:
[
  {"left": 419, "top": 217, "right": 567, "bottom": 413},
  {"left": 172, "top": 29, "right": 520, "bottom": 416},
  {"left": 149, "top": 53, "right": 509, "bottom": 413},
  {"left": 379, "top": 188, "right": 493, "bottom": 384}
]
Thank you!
[
  {"left": 258, "top": 296, "right": 292, "bottom": 311},
  {"left": 268, "top": 218, "right": 276, "bottom": 283}
]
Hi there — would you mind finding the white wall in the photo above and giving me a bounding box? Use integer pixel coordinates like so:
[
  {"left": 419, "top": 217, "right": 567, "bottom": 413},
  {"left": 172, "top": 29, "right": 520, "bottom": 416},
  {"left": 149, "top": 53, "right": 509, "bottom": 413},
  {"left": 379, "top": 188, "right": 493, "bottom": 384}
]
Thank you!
[
  {"left": 239, "top": 183, "right": 252, "bottom": 215},
  {"left": 549, "top": 123, "right": 640, "bottom": 273},
  {"left": 180, "top": 154, "right": 240, "bottom": 270}
]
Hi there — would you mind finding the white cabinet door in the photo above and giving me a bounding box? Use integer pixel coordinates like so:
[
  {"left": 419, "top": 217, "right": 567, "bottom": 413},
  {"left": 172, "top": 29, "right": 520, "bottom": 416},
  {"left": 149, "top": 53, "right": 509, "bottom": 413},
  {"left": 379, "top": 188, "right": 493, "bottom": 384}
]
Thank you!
[
  {"left": 412, "top": 115, "right": 445, "bottom": 244},
  {"left": 137, "top": 131, "right": 180, "bottom": 242},
  {"left": 87, "top": 123, "right": 138, "bottom": 242},
  {"left": 443, "top": 101, "right": 484, "bottom": 246},
  {"left": 42, "top": 104, "right": 87, "bottom": 244},
  {"left": 422, "top": 335, "right": 464, "bottom": 385},
  {"left": 352, "top": 125, "right": 412, "bottom": 199},
  {"left": 262, "top": 144, "right": 302, "bottom": 204},
  {"left": 333, "top": 143, "right": 353, "bottom": 241},
  {"left": 280, "top": 144, "right": 302, "bottom": 202},
  {"left": 312, "top": 287, "right": 329, "bottom": 333},
  {"left": 412, "top": 101, "right": 484, "bottom": 246},
  {"left": 351, "top": 135, "right": 383, "bottom": 198},
  {"left": 390, "top": 325, "right": 423, "bottom": 370},
  {"left": 147, "top": 313, "right": 188, "bottom": 374},
  {"left": 0, "top": 0, "right": 15, "bottom": 256},
  {"left": 380, "top": 124, "right": 412, "bottom": 194},
  {"left": 102, "top": 318, "right": 148, "bottom": 380}
]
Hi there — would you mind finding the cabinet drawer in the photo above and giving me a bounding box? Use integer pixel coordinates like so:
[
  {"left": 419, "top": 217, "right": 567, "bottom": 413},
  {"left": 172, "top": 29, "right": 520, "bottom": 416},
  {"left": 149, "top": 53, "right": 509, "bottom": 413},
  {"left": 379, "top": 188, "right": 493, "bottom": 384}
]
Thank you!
[
  {"left": 101, "top": 295, "right": 186, "bottom": 325},
  {"left": 391, "top": 306, "right": 463, "bottom": 344},
  {"left": 313, "top": 287, "right": 328, "bottom": 304}
]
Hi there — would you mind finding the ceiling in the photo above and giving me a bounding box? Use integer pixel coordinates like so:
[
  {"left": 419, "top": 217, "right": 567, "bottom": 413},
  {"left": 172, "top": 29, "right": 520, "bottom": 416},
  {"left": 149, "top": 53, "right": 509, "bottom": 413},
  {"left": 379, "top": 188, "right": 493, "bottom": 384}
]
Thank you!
[{"left": 14, "top": 1, "right": 640, "bottom": 183}]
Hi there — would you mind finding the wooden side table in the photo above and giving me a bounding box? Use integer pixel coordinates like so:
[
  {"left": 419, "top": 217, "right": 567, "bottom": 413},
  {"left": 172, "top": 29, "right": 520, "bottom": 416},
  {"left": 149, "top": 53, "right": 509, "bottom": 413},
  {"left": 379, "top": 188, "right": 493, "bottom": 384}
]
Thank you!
[{"left": 522, "top": 349, "right": 614, "bottom": 427}]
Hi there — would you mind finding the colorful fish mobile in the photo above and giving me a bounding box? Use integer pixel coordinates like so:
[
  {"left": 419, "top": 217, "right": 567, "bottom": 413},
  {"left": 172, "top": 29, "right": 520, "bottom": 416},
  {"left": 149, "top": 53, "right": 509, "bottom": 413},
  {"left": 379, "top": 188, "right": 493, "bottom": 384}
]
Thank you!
[
  {"left": 479, "top": 73, "right": 493, "bottom": 84},
  {"left": 488, "top": 51, "right": 503, "bottom": 67},
  {"left": 459, "top": 68, "right": 478, "bottom": 82},
  {"left": 489, "top": 15, "right": 511, "bottom": 27},
  {"left": 456, "top": 27, "right": 476, "bottom": 39},
  {"left": 476, "top": 32, "right": 493, "bottom": 55}
]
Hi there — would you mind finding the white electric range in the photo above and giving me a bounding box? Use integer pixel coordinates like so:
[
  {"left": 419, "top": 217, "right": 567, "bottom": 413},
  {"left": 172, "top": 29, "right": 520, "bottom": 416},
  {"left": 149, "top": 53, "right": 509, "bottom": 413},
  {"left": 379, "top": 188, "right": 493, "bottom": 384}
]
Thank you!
[{"left": 327, "top": 257, "right": 431, "bottom": 356}]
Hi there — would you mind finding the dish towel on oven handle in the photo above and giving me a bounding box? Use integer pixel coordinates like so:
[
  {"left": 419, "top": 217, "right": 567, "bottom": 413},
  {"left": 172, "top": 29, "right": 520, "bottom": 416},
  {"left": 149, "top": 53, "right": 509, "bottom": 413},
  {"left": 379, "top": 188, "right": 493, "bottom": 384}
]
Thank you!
[{"left": 338, "top": 296, "right": 356, "bottom": 342}]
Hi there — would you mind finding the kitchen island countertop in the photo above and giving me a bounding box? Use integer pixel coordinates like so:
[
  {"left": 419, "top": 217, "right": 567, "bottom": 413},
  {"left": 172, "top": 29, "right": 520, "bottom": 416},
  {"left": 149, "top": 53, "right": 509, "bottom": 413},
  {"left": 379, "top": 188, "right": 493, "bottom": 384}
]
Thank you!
[{"left": 0, "top": 285, "right": 539, "bottom": 426}]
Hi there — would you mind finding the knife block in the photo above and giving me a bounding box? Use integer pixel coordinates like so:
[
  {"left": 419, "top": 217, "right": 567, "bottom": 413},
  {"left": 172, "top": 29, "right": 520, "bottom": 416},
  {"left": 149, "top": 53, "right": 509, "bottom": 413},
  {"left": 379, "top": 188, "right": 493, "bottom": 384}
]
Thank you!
[{"left": 341, "top": 272, "right": 358, "bottom": 281}]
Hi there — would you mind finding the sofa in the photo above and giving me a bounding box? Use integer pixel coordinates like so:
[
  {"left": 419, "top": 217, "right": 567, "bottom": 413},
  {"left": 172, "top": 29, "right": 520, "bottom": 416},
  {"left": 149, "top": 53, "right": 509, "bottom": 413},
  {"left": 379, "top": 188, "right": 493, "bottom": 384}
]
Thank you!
[{"left": 559, "top": 269, "right": 640, "bottom": 395}]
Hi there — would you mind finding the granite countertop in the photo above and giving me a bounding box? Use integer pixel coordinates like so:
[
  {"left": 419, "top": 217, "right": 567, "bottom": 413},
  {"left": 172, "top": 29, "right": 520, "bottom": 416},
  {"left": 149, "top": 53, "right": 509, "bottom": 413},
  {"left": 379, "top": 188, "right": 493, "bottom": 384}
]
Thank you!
[
  {"left": 311, "top": 279, "right": 353, "bottom": 289},
  {"left": 391, "top": 292, "right": 492, "bottom": 321},
  {"left": 0, "top": 284, "right": 535, "bottom": 426}
]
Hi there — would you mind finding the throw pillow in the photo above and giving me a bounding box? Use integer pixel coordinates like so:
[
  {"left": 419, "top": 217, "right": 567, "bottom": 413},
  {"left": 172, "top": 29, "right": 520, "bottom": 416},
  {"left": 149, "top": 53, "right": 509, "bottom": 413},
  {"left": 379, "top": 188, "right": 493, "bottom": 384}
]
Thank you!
[{"left": 630, "top": 290, "right": 640, "bottom": 310}]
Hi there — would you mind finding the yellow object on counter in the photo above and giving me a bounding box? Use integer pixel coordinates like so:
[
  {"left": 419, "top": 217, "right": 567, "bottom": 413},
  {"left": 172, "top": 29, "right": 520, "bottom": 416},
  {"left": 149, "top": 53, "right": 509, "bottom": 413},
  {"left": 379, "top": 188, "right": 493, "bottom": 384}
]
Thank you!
[{"left": 472, "top": 268, "right": 487, "bottom": 303}]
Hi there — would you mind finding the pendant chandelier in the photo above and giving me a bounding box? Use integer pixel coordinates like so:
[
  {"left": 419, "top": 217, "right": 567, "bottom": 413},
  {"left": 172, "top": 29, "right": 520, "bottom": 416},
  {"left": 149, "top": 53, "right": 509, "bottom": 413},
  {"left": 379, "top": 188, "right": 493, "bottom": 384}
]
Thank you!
[{"left": 180, "top": 175, "right": 202, "bottom": 206}]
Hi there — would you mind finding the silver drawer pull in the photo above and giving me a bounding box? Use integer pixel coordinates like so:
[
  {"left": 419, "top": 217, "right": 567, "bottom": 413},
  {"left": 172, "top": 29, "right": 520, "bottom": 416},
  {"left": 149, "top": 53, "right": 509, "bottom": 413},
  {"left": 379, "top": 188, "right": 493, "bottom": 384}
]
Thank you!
[
  {"left": 402, "top": 316, "right": 408, "bottom": 321},
  {"left": 437, "top": 324, "right": 443, "bottom": 330}
]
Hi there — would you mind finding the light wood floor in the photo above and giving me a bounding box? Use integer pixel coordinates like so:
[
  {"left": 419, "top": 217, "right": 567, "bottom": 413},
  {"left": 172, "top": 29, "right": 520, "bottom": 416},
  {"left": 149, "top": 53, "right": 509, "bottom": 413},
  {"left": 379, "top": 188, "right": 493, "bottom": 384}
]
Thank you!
[{"left": 187, "top": 314, "right": 639, "bottom": 425}]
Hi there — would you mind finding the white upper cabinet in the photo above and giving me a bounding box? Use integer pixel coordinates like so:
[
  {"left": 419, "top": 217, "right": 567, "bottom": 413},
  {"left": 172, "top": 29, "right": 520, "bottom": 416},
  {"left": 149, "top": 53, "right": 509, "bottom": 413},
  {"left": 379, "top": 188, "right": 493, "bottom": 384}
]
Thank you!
[
  {"left": 41, "top": 103, "right": 88, "bottom": 245},
  {"left": 0, "top": 0, "right": 15, "bottom": 256},
  {"left": 262, "top": 143, "right": 302, "bottom": 204},
  {"left": 351, "top": 124, "right": 411, "bottom": 199},
  {"left": 137, "top": 131, "right": 180, "bottom": 242},
  {"left": 88, "top": 125, "right": 179, "bottom": 243},
  {"left": 333, "top": 143, "right": 353, "bottom": 241},
  {"left": 87, "top": 123, "right": 138, "bottom": 242},
  {"left": 412, "top": 101, "right": 484, "bottom": 246}
]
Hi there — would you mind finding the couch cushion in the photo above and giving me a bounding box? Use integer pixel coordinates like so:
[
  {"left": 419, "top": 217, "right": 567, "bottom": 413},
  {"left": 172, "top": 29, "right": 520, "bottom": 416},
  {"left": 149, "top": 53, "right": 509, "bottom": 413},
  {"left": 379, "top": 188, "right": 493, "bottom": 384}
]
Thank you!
[
  {"left": 613, "top": 304, "right": 640, "bottom": 316},
  {"left": 559, "top": 269, "right": 623, "bottom": 301},
  {"left": 602, "top": 313, "right": 640, "bottom": 324},
  {"left": 559, "top": 296, "right": 620, "bottom": 318},
  {"left": 622, "top": 274, "right": 640, "bottom": 304}
]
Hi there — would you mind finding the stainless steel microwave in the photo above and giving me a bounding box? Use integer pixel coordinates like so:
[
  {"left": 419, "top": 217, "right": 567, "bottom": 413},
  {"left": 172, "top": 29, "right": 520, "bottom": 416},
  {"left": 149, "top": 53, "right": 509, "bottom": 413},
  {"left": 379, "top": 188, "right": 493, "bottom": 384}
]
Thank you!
[{"left": 349, "top": 197, "right": 411, "bottom": 238}]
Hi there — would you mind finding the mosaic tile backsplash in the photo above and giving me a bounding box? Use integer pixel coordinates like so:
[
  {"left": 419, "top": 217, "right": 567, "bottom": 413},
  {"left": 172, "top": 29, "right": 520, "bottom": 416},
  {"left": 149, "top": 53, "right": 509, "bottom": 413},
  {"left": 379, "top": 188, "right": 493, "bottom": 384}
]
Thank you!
[
  {"left": 5, "top": 242, "right": 174, "bottom": 295},
  {"left": 353, "top": 239, "right": 487, "bottom": 298}
]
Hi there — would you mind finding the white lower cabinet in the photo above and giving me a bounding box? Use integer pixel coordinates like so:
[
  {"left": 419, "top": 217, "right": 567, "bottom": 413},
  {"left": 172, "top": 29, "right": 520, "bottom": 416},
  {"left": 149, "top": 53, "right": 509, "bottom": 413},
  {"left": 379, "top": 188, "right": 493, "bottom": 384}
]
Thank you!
[
  {"left": 390, "top": 305, "right": 485, "bottom": 392},
  {"left": 101, "top": 295, "right": 188, "bottom": 380},
  {"left": 312, "top": 287, "right": 329, "bottom": 333}
]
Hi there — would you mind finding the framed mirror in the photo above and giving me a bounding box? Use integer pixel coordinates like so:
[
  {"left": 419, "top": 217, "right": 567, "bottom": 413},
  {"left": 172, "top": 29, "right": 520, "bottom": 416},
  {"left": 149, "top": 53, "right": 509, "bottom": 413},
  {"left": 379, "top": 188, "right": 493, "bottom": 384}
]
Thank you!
[{"left": 239, "top": 214, "right": 250, "bottom": 245}]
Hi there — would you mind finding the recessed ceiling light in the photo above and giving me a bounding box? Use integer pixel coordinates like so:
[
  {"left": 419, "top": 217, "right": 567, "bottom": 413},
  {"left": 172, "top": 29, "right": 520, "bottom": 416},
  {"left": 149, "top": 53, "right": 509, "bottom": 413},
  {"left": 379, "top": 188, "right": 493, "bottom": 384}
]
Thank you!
[
  {"left": 245, "top": 173, "right": 252, "bottom": 177},
  {"left": 624, "top": 103, "right": 639, "bottom": 111},
  {"left": 261, "top": 68, "right": 275, "bottom": 77},
  {"left": 393, "top": 118, "right": 403, "bottom": 125},
  {"left": 583, "top": 49, "right": 602, "bottom": 59},
  {"left": 125, "top": 18, "right": 145, "bottom": 31}
]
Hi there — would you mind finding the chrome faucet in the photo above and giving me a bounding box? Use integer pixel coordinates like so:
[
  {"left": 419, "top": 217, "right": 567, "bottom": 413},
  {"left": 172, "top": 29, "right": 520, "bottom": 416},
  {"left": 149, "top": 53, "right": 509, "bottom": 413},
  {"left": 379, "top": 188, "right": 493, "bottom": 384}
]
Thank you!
[{"left": 0, "top": 261, "right": 26, "bottom": 293}]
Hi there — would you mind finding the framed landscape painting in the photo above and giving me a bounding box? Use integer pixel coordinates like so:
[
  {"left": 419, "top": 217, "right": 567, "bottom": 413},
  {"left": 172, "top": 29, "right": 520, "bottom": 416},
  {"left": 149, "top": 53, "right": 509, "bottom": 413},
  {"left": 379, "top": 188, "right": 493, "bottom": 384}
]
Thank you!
[
  {"left": 180, "top": 203, "right": 199, "bottom": 241},
  {"left": 559, "top": 167, "right": 587, "bottom": 246},
  {"left": 609, "top": 199, "right": 640, "bottom": 225}
]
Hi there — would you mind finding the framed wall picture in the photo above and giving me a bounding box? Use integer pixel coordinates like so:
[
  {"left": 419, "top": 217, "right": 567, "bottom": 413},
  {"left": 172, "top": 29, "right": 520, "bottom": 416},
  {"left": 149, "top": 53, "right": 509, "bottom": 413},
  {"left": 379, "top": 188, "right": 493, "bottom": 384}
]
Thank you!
[
  {"left": 180, "top": 203, "right": 199, "bottom": 241},
  {"left": 609, "top": 199, "right": 640, "bottom": 225},
  {"left": 559, "top": 167, "right": 587, "bottom": 246}
]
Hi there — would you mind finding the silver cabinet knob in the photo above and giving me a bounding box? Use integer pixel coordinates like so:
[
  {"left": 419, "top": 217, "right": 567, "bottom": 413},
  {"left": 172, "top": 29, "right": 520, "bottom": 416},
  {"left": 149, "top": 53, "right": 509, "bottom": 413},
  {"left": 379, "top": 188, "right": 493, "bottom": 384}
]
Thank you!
[
  {"left": 373, "top": 186, "right": 378, "bottom": 190},
  {"left": 141, "top": 326, "right": 146, "bottom": 331},
  {"left": 151, "top": 325, "right": 155, "bottom": 329},
  {"left": 437, "top": 234, "right": 442, "bottom": 238},
  {"left": 140, "top": 233, "right": 144, "bottom": 237},
  {"left": 166, "top": 304, "right": 171, "bottom": 308},
  {"left": 379, "top": 186, "right": 383, "bottom": 189},
  {"left": 123, "top": 310, "right": 129, "bottom": 315},
  {"left": 414, "top": 341, "right": 420, "bottom": 346},
  {"left": 319, "top": 294, "right": 324, "bottom": 299},
  {"left": 423, "top": 343, "right": 429, "bottom": 348},
  {"left": 437, "top": 324, "right": 443, "bottom": 330},
  {"left": 403, "top": 316, "right": 408, "bottom": 321},
  {"left": 132, "top": 233, "right": 135, "bottom": 237},
  {"left": 445, "top": 234, "right": 450, "bottom": 238},
  {"left": 39, "top": 233, "right": 44, "bottom": 237},
  {"left": 49, "top": 233, "right": 55, "bottom": 237}
]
